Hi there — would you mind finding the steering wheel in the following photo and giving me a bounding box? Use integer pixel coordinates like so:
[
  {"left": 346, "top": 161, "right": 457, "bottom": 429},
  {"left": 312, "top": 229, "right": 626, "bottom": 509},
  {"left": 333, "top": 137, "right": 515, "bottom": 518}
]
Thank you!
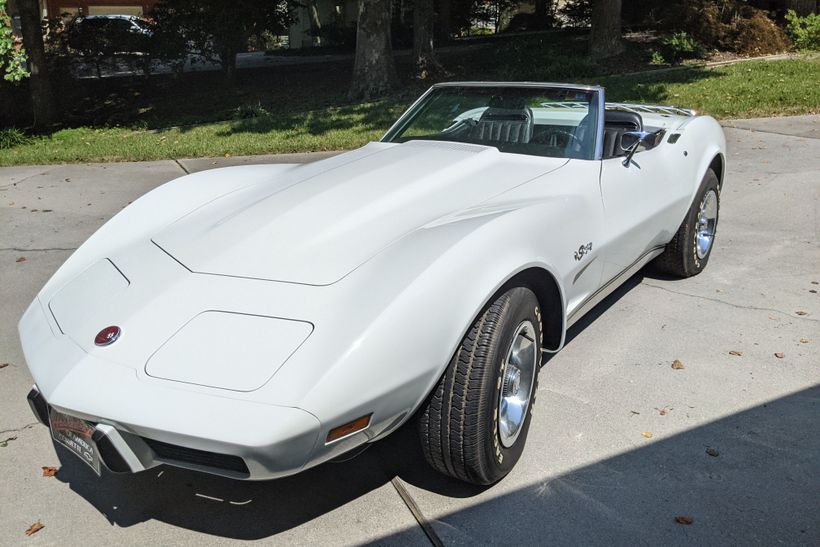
[
  {"left": 442, "top": 117, "right": 478, "bottom": 134},
  {"left": 543, "top": 128, "right": 583, "bottom": 148}
]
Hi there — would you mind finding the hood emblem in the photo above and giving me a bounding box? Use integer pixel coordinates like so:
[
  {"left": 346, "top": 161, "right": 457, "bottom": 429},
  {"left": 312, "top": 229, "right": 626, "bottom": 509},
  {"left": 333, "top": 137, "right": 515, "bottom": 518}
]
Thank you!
[{"left": 95, "top": 326, "right": 121, "bottom": 346}]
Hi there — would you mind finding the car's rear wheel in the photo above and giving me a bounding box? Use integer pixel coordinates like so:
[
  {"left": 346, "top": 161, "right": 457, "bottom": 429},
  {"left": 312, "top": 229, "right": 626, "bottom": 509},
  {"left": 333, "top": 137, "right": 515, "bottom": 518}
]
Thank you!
[
  {"left": 654, "top": 168, "right": 720, "bottom": 277},
  {"left": 418, "top": 287, "right": 542, "bottom": 485}
]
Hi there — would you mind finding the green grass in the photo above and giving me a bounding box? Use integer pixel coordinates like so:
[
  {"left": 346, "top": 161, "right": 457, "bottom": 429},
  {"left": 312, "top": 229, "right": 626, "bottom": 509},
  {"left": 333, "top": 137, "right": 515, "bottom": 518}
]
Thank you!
[
  {"left": 1, "top": 56, "right": 818, "bottom": 166},
  {"left": 597, "top": 57, "right": 820, "bottom": 118}
]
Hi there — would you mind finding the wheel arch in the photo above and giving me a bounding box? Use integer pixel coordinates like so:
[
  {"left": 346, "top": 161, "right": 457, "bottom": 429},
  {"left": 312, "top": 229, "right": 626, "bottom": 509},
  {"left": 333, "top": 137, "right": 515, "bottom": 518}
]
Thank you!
[
  {"left": 496, "top": 266, "right": 564, "bottom": 352},
  {"left": 709, "top": 152, "right": 725, "bottom": 192}
]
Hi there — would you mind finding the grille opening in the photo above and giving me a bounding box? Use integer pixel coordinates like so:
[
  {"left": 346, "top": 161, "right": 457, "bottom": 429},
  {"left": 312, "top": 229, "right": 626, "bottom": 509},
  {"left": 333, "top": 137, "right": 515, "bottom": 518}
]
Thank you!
[{"left": 142, "top": 437, "right": 249, "bottom": 476}]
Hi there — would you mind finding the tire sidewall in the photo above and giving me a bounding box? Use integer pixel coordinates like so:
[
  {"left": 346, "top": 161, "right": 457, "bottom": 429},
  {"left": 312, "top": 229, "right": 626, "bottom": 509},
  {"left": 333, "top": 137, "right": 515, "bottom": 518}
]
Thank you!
[
  {"left": 483, "top": 287, "right": 543, "bottom": 482},
  {"left": 684, "top": 170, "right": 720, "bottom": 275}
]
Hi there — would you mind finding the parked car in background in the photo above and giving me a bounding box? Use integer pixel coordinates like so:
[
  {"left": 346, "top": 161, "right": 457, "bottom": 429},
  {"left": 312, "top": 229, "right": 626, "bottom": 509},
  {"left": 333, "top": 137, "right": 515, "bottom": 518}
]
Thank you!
[{"left": 68, "top": 15, "right": 153, "bottom": 56}]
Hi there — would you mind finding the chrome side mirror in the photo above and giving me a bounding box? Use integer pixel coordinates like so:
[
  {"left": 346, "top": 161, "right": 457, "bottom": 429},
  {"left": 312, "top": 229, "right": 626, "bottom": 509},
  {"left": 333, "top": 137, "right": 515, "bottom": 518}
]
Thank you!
[{"left": 620, "top": 130, "right": 655, "bottom": 167}]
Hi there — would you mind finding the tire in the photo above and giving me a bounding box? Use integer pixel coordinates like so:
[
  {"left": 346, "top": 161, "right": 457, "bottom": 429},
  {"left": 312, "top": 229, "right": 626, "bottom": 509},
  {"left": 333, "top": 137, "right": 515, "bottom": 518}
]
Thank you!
[
  {"left": 418, "top": 286, "right": 543, "bottom": 485},
  {"left": 654, "top": 168, "right": 720, "bottom": 278}
]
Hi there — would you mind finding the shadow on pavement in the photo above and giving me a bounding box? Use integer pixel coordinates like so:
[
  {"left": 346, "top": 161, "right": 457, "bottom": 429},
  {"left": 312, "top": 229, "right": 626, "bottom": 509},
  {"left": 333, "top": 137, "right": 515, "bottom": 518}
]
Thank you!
[{"left": 380, "top": 385, "right": 820, "bottom": 545}]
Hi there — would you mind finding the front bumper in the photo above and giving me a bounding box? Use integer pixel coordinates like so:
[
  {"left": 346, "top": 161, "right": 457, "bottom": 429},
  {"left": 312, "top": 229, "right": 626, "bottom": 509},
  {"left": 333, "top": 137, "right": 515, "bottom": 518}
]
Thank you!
[{"left": 27, "top": 383, "right": 322, "bottom": 479}]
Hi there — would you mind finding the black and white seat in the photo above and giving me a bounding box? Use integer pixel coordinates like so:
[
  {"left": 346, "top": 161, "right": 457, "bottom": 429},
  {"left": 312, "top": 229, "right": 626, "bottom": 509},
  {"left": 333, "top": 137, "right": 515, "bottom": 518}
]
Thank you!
[{"left": 469, "top": 97, "right": 534, "bottom": 144}]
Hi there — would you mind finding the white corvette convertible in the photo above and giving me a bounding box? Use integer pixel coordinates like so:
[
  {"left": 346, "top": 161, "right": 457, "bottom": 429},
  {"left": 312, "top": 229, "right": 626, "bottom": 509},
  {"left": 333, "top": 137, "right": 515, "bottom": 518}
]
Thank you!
[{"left": 20, "top": 82, "right": 725, "bottom": 485}]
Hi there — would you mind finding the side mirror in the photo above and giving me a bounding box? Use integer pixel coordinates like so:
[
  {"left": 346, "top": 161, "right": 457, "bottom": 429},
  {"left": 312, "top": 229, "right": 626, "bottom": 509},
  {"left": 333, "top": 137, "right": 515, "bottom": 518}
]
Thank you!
[
  {"left": 620, "top": 130, "right": 654, "bottom": 167},
  {"left": 621, "top": 130, "right": 666, "bottom": 167}
]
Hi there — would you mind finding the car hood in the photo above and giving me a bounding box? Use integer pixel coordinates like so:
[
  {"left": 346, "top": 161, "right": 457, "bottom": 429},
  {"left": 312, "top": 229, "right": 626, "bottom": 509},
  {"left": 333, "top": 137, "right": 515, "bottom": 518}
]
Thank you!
[{"left": 153, "top": 141, "right": 567, "bottom": 285}]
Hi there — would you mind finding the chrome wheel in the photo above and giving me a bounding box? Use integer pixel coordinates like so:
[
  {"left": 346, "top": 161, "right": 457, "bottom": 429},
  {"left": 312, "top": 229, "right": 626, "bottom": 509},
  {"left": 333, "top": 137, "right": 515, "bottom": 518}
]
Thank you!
[
  {"left": 498, "top": 320, "right": 537, "bottom": 448},
  {"left": 695, "top": 189, "right": 718, "bottom": 259}
]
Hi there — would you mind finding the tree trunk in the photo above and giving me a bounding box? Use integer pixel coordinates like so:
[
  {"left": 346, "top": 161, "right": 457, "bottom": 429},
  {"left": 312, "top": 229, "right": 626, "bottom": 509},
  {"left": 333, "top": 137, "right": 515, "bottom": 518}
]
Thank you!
[
  {"left": 220, "top": 45, "right": 237, "bottom": 83},
  {"left": 436, "top": 0, "right": 452, "bottom": 42},
  {"left": 349, "top": 0, "right": 397, "bottom": 100},
  {"left": 534, "top": 0, "right": 553, "bottom": 29},
  {"left": 535, "top": 0, "right": 548, "bottom": 19},
  {"left": 17, "top": 0, "right": 57, "bottom": 128},
  {"left": 307, "top": 0, "right": 322, "bottom": 46},
  {"left": 413, "top": 0, "right": 443, "bottom": 79},
  {"left": 589, "top": 0, "right": 624, "bottom": 58},
  {"left": 784, "top": 0, "right": 816, "bottom": 16}
]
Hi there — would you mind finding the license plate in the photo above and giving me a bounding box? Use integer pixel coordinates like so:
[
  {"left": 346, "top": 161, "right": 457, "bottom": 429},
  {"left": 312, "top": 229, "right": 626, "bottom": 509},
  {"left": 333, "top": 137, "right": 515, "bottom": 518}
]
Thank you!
[{"left": 49, "top": 408, "right": 101, "bottom": 476}]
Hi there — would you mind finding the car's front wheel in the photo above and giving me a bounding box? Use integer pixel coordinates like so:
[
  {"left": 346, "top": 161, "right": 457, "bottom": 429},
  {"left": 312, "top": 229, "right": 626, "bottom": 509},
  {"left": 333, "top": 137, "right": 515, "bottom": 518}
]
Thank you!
[
  {"left": 418, "top": 286, "right": 542, "bottom": 485},
  {"left": 654, "top": 168, "right": 720, "bottom": 277}
]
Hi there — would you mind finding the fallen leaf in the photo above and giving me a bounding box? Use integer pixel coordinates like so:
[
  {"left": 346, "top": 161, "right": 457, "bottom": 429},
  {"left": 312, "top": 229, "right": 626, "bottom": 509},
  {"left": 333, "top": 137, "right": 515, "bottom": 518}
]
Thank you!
[
  {"left": 795, "top": 311, "right": 808, "bottom": 316},
  {"left": 671, "top": 359, "right": 684, "bottom": 370},
  {"left": 774, "top": 352, "right": 785, "bottom": 359},
  {"left": 799, "top": 338, "right": 809, "bottom": 344},
  {"left": 41, "top": 466, "right": 58, "bottom": 477},
  {"left": 705, "top": 448, "right": 720, "bottom": 457},
  {"left": 810, "top": 290, "right": 818, "bottom": 294},
  {"left": 728, "top": 350, "right": 742, "bottom": 357},
  {"left": 674, "top": 516, "right": 694, "bottom": 525},
  {"left": 25, "top": 521, "right": 44, "bottom": 536},
  {"left": 641, "top": 431, "right": 654, "bottom": 438},
  {"left": 812, "top": 281, "right": 819, "bottom": 285},
  {"left": 15, "top": 256, "right": 26, "bottom": 263}
]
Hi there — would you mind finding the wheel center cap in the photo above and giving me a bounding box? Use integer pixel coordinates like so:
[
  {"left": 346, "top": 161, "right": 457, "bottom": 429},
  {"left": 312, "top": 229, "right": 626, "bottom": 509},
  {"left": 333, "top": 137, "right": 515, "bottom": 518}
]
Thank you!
[{"left": 504, "top": 366, "right": 521, "bottom": 397}]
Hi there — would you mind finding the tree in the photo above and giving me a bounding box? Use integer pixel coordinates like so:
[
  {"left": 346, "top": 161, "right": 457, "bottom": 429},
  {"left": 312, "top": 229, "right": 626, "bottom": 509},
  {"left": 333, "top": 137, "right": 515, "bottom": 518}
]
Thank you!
[
  {"left": 413, "top": 0, "right": 444, "bottom": 79},
  {"left": 305, "top": 0, "right": 322, "bottom": 46},
  {"left": 349, "top": 0, "right": 397, "bottom": 100},
  {"left": 16, "top": 0, "right": 57, "bottom": 127},
  {"left": 436, "top": 0, "right": 452, "bottom": 42},
  {"left": 153, "top": 0, "right": 293, "bottom": 83},
  {"left": 589, "top": 0, "right": 624, "bottom": 58},
  {"left": 784, "top": 0, "right": 817, "bottom": 16}
]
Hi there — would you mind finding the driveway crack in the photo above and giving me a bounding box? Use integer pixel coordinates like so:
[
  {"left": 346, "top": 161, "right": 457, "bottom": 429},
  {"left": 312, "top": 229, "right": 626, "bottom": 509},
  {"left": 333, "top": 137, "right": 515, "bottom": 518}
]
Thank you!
[
  {"left": 0, "top": 170, "right": 50, "bottom": 191},
  {"left": 0, "top": 422, "right": 38, "bottom": 446},
  {"left": 390, "top": 477, "right": 444, "bottom": 547},
  {"left": 641, "top": 282, "right": 819, "bottom": 322},
  {"left": 1, "top": 247, "right": 77, "bottom": 252}
]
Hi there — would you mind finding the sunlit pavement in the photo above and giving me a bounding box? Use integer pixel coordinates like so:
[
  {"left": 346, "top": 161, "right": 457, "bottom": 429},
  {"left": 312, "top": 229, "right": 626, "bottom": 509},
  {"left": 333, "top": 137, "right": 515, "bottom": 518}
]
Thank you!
[{"left": 1, "top": 117, "right": 817, "bottom": 545}]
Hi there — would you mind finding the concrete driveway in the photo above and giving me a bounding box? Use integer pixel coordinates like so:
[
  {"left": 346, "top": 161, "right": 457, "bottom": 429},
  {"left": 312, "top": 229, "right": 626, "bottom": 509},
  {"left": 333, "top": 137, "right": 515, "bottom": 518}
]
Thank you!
[{"left": 1, "top": 117, "right": 818, "bottom": 545}]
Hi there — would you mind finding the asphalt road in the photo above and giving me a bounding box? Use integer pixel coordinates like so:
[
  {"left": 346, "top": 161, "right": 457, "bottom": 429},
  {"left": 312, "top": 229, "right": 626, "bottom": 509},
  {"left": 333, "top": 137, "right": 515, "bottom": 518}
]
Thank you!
[{"left": 1, "top": 117, "right": 818, "bottom": 546}]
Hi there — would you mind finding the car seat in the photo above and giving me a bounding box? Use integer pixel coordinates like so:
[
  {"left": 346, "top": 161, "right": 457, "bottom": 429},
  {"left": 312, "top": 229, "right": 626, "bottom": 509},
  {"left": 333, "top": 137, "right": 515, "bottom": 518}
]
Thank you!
[
  {"left": 602, "top": 110, "right": 643, "bottom": 159},
  {"left": 469, "top": 96, "right": 534, "bottom": 144}
]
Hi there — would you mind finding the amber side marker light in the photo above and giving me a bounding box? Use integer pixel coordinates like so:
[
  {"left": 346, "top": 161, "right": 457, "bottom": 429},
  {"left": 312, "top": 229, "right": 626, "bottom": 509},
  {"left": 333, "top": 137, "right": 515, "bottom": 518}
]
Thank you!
[{"left": 326, "top": 414, "right": 372, "bottom": 443}]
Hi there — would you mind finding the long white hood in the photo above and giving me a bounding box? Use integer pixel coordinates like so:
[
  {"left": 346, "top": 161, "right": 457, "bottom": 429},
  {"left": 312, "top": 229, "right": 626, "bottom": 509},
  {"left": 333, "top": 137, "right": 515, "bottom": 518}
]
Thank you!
[{"left": 154, "top": 141, "right": 567, "bottom": 285}]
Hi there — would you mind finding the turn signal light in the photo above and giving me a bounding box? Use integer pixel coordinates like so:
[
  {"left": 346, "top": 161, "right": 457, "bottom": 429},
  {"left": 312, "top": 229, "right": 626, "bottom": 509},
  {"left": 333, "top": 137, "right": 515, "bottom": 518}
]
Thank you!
[{"left": 326, "top": 414, "right": 371, "bottom": 443}]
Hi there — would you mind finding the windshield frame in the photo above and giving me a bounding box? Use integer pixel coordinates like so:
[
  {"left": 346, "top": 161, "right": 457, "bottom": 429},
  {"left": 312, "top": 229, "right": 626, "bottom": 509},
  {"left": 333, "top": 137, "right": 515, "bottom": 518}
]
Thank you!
[{"left": 381, "top": 82, "right": 606, "bottom": 161}]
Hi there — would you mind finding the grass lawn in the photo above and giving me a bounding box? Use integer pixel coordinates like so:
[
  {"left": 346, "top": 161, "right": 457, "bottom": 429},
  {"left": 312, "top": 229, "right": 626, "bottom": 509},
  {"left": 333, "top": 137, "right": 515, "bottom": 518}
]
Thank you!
[{"left": 1, "top": 51, "right": 818, "bottom": 166}]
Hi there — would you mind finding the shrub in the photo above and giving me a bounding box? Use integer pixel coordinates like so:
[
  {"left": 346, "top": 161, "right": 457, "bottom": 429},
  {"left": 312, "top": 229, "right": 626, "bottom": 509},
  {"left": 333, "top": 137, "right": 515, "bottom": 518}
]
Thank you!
[
  {"left": 687, "top": 3, "right": 790, "bottom": 55},
  {"left": 0, "top": 127, "right": 31, "bottom": 149},
  {"left": 730, "top": 10, "right": 792, "bottom": 55},
  {"left": 653, "top": 32, "right": 708, "bottom": 65},
  {"left": 233, "top": 102, "right": 270, "bottom": 120},
  {"left": 786, "top": 10, "right": 820, "bottom": 51}
]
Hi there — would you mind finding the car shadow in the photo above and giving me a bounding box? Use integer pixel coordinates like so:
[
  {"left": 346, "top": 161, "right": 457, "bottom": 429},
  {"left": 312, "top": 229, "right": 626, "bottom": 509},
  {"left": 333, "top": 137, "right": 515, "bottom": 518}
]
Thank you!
[
  {"left": 376, "top": 385, "right": 820, "bottom": 545},
  {"left": 50, "top": 268, "right": 668, "bottom": 540}
]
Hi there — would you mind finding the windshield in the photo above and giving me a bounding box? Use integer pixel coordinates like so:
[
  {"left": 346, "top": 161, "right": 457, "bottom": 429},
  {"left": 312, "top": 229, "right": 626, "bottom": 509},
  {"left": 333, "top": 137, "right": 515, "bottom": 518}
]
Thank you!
[{"left": 384, "top": 85, "right": 600, "bottom": 160}]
